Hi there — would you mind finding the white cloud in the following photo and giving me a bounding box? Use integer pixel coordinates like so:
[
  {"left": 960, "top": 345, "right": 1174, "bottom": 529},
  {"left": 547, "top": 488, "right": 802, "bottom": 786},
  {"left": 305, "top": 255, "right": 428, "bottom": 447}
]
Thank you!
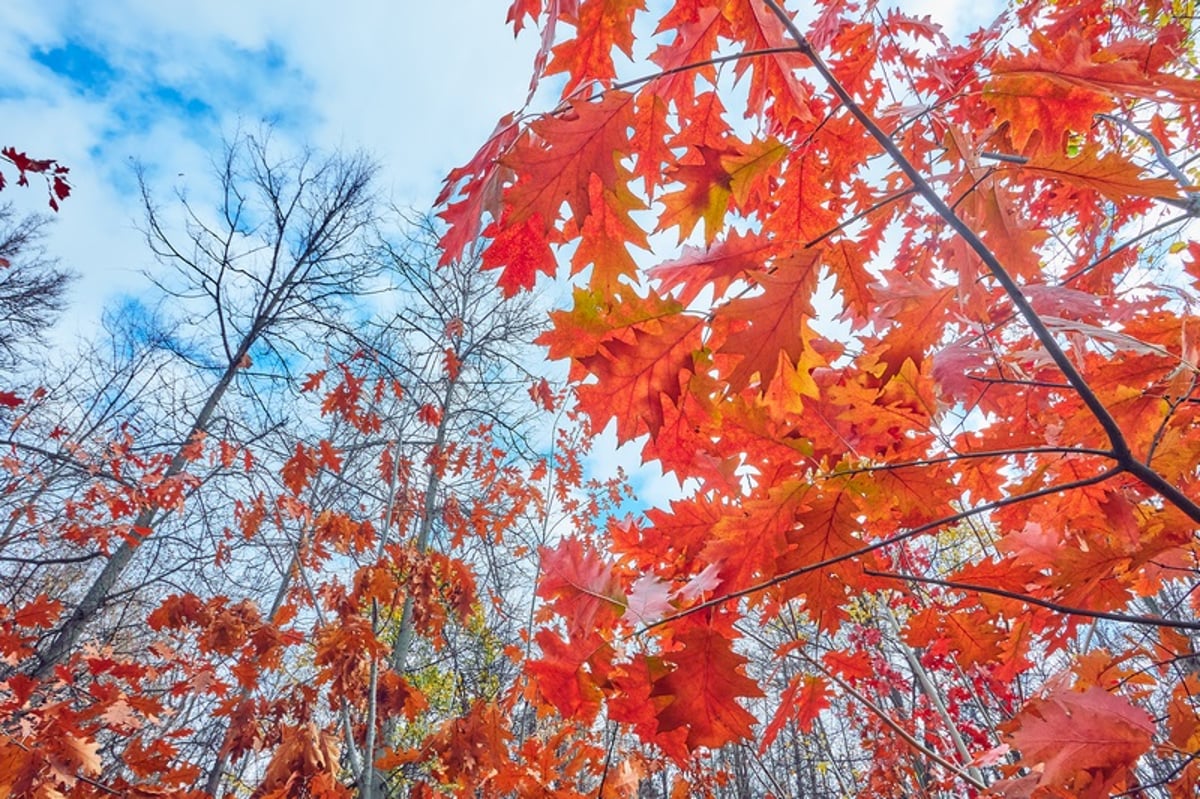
[{"left": 0, "top": 1, "right": 542, "bottom": 334}]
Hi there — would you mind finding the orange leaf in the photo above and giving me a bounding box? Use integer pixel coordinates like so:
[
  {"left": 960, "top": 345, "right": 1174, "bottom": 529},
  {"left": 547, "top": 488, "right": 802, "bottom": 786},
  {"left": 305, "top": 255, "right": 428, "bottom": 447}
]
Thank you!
[
  {"left": 416, "top": 403, "right": 442, "bottom": 426},
  {"left": 656, "top": 145, "right": 733, "bottom": 246},
  {"left": 1004, "top": 686, "right": 1153, "bottom": 798},
  {"left": 13, "top": 594, "right": 64, "bottom": 627},
  {"left": 480, "top": 212, "right": 556, "bottom": 296},
  {"left": 47, "top": 729, "right": 102, "bottom": 787},
  {"left": 649, "top": 229, "right": 772, "bottom": 305},
  {"left": 717, "top": 249, "right": 822, "bottom": 390},
  {"left": 537, "top": 537, "right": 621, "bottom": 638},
  {"left": 576, "top": 313, "right": 702, "bottom": 442},
  {"left": 301, "top": 370, "right": 326, "bottom": 392},
  {"left": 650, "top": 620, "right": 763, "bottom": 753},
  {"left": 986, "top": 30, "right": 1200, "bottom": 157},
  {"left": 502, "top": 92, "right": 637, "bottom": 230},
  {"left": 1018, "top": 144, "right": 1181, "bottom": 202},
  {"left": 281, "top": 443, "right": 319, "bottom": 496},
  {"left": 528, "top": 378, "right": 555, "bottom": 411},
  {"left": 545, "top": 0, "right": 644, "bottom": 92},
  {"left": 317, "top": 440, "right": 342, "bottom": 473},
  {"left": 759, "top": 674, "right": 829, "bottom": 753}
]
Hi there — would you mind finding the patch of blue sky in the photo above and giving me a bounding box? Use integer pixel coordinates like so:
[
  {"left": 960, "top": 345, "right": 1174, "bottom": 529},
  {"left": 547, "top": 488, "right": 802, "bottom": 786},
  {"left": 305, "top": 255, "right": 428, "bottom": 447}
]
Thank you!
[
  {"left": 110, "top": 85, "right": 215, "bottom": 136},
  {"left": 25, "top": 35, "right": 294, "bottom": 144},
  {"left": 58, "top": 37, "right": 317, "bottom": 198},
  {"left": 624, "top": 462, "right": 681, "bottom": 512},
  {"left": 31, "top": 40, "right": 119, "bottom": 96},
  {"left": 102, "top": 294, "right": 193, "bottom": 360},
  {"left": 27, "top": 35, "right": 309, "bottom": 126},
  {"left": 108, "top": 44, "right": 311, "bottom": 136},
  {"left": 196, "top": 41, "right": 314, "bottom": 130}
]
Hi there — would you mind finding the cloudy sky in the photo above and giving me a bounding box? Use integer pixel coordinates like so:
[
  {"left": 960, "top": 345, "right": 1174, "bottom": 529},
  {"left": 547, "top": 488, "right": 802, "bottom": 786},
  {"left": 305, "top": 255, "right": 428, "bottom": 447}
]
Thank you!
[
  {"left": 1, "top": 1, "right": 996, "bottom": 314},
  {"left": 1, "top": 0, "right": 993, "bottom": 506},
  {"left": 1, "top": 1, "right": 546, "bottom": 327}
]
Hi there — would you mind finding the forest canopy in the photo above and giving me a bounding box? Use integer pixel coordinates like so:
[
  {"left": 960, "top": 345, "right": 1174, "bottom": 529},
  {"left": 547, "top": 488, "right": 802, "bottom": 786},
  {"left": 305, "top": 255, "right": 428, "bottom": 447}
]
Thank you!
[{"left": 4, "top": 0, "right": 1200, "bottom": 797}]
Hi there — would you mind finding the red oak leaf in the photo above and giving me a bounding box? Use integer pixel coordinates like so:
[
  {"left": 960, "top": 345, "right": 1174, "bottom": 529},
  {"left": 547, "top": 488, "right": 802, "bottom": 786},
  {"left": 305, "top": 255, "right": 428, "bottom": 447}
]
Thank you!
[
  {"left": 1004, "top": 686, "right": 1154, "bottom": 798},
  {"left": 650, "top": 620, "right": 763, "bottom": 753}
]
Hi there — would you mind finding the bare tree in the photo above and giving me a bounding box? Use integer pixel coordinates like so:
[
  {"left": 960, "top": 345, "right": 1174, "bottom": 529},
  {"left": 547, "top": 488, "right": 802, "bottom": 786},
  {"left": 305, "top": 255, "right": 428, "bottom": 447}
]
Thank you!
[
  {"left": 0, "top": 205, "right": 70, "bottom": 369},
  {"left": 24, "top": 132, "right": 379, "bottom": 678}
]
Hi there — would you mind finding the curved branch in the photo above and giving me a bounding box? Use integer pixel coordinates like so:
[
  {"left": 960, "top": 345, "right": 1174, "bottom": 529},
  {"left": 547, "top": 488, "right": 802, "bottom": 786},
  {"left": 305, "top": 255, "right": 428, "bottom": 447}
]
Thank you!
[
  {"left": 864, "top": 568, "right": 1200, "bottom": 632},
  {"left": 641, "top": 466, "right": 1122, "bottom": 635}
]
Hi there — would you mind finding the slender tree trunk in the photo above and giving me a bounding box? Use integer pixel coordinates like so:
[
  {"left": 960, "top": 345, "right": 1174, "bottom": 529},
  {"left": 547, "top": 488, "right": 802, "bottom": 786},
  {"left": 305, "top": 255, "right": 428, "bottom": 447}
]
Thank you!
[
  {"left": 365, "top": 375, "right": 458, "bottom": 798},
  {"left": 203, "top": 541, "right": 298, "bottom": 797},
  {"left": 884, "top": 605, "right": 984, "bottom": 785},
  {"left": 30, "top": 337, "right": 253, "bottom": 679}
]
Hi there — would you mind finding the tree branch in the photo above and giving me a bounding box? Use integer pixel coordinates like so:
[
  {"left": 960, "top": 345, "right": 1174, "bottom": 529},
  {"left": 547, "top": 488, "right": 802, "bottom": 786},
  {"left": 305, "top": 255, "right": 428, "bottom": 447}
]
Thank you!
[{"left": 761, "top": 0, "right": 1200, "bottom": 526}]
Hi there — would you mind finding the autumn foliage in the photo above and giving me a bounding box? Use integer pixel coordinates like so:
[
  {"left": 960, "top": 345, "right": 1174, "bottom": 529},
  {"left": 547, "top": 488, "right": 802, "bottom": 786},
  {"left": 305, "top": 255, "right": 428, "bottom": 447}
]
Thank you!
[
  {"left": 5, "top": 0, "right": 1200, "bottom": 797},
  {"left": 0, "top": 146, "right": 71, "bottom": 211},
  {"left": 433, "top": 0, "right": 1200, "bottom": 795}
]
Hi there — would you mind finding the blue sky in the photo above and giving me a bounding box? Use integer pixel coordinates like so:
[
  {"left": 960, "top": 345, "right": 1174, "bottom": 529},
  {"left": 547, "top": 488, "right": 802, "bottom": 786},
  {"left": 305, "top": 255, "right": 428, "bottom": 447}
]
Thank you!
[
  {"left": 0, "top": 0, "right": 697, "bottom": 508},
  {"left": 0, "top": 1, "right": 545, "bottom": 326},
  {"left": 1, "top": 0, "right": 993, "bottom": 509}
]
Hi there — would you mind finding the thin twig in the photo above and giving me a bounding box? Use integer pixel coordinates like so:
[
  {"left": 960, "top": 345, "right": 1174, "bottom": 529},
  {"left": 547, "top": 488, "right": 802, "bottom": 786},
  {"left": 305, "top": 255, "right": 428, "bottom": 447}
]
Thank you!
[
  {"left": 865, "top": 568, "right": 1200, "bottom": 632},
  {"left": 1097, "top": 113, "right": 1199, "bottom": 200},
  {"left": 640, "top": 467, "right": 1121, "bottom": 635}
]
